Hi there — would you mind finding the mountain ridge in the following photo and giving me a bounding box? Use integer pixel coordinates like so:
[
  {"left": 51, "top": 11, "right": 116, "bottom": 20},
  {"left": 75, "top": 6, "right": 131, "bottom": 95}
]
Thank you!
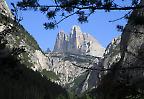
[{"left": 53, "top": 25, "right": 105, "bottom": 57}]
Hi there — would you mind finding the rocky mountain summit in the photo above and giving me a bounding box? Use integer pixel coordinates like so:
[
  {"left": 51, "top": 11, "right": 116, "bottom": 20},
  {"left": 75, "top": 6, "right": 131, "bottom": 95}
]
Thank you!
[
  {"left": 45, "top": 26, "right": 105, "bottom": 93},
  {"left": 53, "top": 25, "right": 105, "bottom": 57}
]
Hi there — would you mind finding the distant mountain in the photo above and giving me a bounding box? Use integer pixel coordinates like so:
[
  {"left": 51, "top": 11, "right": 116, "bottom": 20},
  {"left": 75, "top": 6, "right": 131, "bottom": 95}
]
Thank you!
[
  {"left": 49, "top": 25, "right": 105, "bottom": 93},
  {"left": 53, "top": 25, "right": 105, "bottom": 57}
]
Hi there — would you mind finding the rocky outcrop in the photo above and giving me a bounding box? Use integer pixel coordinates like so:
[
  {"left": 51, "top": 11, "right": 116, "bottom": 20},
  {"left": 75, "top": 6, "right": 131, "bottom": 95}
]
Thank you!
[
  {"left": 89, "top": 1, "right": 144, "bottom": 99},
  {"left": 119, "top": 0, "right": 144, "bottom": 87},
  {"left": 46, "top": 52, "right": 103, "bottom": 94},
  {"left": 4, "top": 0, "right": 144, "bottom": 98},
  {"left": 0, "top": 4, "right": 102, "bottom": 94},
  {"left": 102, "top": 36, "right": 121, "bottom": 74},
  {"left": 70, "top": 58, "right": 102, "bottom": 94},
  {"left": 0, "top": 1, "right": 49, "bottom": 72},
  {"left": 53, "top": 31, "right": 68, "bottom": 52},
  {"left": 0, "top": 0, "right": 13, "bottom": 18},
  {"left": 45, "top": 53, "right": 100, "bottom": 86},
  {"left": 4, "top": 21, "right": 49, "bottom": 71},
  {"left": 53, "top": 25, "right": 105, "bottom": 57},
  {"left": 51, "top": 25, "right": 105, "bottom": 93}
]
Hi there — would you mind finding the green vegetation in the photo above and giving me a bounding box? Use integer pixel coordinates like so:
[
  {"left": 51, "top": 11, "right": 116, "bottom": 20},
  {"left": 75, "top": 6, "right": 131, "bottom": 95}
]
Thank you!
[
  {"left": 41, "top": 69, "right": 60, "bottom": 81},
  {"left": 68, "top": 71, "right": 89, "bottom": 93},
  {"left": 62, "top": 54, "right": 94, "bottom": 63},
  {"left": 125, "top": 95, "right": 144, "bottom": 99},
  {"left": 0, "top": 13, "right": 43, "bottom": 68},
  {"left": 11, "top": 23, "right": 41, "bottom": 50},
  {"left": 73, "top": 71, "right": 89, "bottom": 87},
  {"left": 0, "top": 54, "right": 68, "bottom": 99},
  {"left": 20, "top": 52, "right": 33, "bottom": 67}
]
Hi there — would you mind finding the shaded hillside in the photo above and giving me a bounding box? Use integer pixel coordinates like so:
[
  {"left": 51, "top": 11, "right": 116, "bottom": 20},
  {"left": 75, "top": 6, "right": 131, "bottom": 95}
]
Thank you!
[
  {"left": 0, "top": 23, "right": 68, "bottom": 99},
  {"left": 79, "top": 1, "right": 144, "bottom": 98}
]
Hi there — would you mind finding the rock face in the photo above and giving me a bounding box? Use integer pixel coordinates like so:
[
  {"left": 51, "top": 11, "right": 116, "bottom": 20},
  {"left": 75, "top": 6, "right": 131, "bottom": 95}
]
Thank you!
[
  {"left": 102, "top": 36, "right": 121, "bottom": 74},
  {"left": 91, "top": 1, "right": 144, "bottom": 98},
  {"left": 51, "top": 25, "right": 105, "bottom": 93},
  {"left": 120, "top": 0, "right": 144, "bottom": 86},
  {"left": 53, "top": 31, "right": 68, "bottom": 52},
  {"left": 69, "top": 59, "right": 102, "bottom": 94},
  {"left": 0, "top": 1, "right": 49, "bottom": 72},
  {"left": 45, "top": 52, "right": 103, "bottom": 95},
  {"left": 53, "top": 25, "right": 105, "bottom": 57},
  {"left": 0, "top": 0, "right": 13, "bottom": 18}
]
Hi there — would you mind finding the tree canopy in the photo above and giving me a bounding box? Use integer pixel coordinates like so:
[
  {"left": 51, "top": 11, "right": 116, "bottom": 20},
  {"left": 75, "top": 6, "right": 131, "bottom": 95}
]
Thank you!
[{"left": 12, "top": 0, "right": 142, "bottom": 29}]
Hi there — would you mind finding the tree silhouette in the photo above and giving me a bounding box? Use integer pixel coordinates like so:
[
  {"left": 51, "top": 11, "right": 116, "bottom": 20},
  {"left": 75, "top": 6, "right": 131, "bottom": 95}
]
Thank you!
[{"left": 12, "top": 0, "right": 143, "bottom": 29}]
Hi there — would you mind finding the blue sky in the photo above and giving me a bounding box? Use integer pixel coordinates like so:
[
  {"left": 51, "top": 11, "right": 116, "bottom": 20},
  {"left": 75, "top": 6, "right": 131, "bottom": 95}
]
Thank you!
[{"left": 6, "top": 0, "right": 130, "bottom": 51}]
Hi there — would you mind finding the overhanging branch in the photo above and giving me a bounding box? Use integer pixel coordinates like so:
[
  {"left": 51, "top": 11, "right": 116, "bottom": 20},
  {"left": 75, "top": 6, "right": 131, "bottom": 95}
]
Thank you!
[
  {"left": 72, "top": 63, "right": 144, "bottom": 71},
  {"left": 20, "top": 4, "right": 144, "bottom": 11}
]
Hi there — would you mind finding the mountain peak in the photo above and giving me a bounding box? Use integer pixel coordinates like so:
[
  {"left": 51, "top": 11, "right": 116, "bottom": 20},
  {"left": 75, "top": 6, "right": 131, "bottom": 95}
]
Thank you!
[
  {"left": 72, "top": 25, "right": 81, "bottom": 30},
  {"left": 71, "top": 25, "right": 82, "bottom": 36},
  {"left": 53, "top": 31, "right": 68, "bottom": 52},
  {"left": 57, "top": 31, "right": 66, "bottom": 39},
  {"left": 53, "top": 26, "right": 105, "bottom": 57}
]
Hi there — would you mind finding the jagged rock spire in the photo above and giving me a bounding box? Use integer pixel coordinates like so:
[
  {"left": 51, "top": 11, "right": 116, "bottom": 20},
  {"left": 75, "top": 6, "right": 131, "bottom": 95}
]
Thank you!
[
  {"left": 53, "top": 25, "right": 105, "bottom": 57},
  {"left": 53, "top": 30, "right": 68, "bottom": 52}
]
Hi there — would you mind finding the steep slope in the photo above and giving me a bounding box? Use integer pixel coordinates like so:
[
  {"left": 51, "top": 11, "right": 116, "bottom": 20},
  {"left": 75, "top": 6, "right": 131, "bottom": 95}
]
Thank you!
[
  {"left": 0, "top": 1, "right": 62, "bottom": 87},
  {"left": 0, "top": 44, "right": 68, "bottom": 99},
  {"left": 81, "top": 1, "right": 144, "bottom": 99},
  {"left": 46, "top": 52, "right": 101, "bottom": 89},
  {"left": 103, "top": 36, "right": 121, "bottom": 74},
  {"left": 0, "top": 0, "right": 12, "bottom": 17},
  {"left": 0, "top": 1, "right": 50, "bottom": 71}
]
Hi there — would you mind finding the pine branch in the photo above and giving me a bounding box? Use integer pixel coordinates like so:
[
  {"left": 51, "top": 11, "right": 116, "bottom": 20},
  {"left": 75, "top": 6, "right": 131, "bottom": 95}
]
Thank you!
[
  {"left": 72, "top": 63, "right": 144, "bottom": 71},
  {"left": 18, "top": 4, "right": 144, "bottom": 11},
  {"left": 55, "top": 10, "right": 80, "bottom": 25}
]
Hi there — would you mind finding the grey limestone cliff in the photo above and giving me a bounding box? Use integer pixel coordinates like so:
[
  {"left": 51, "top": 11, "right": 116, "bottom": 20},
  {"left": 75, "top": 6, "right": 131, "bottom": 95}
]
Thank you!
[
  {"left": 53, "top": 25, "right": 105, "bottom": 57},
  {"left": 45, "top": 52, "right": 102, "bottom": 94},
  {"left": 92, "top": 1, "right": 144, "bottom": 98},
  {"left": 51, "top": 25, "right": 105, "bottom": 93},
  {"left": 0, "top": 0, "right": 12, "bottom": 17},
  {"left": 0, "top": 1, "right": 49, "bottom": 72},
  {"left": 102, "top": 36, "right": 121, "bottom": 74},
  {"left": 53, "top": 31, "right": 68, "bottom": 52}
]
